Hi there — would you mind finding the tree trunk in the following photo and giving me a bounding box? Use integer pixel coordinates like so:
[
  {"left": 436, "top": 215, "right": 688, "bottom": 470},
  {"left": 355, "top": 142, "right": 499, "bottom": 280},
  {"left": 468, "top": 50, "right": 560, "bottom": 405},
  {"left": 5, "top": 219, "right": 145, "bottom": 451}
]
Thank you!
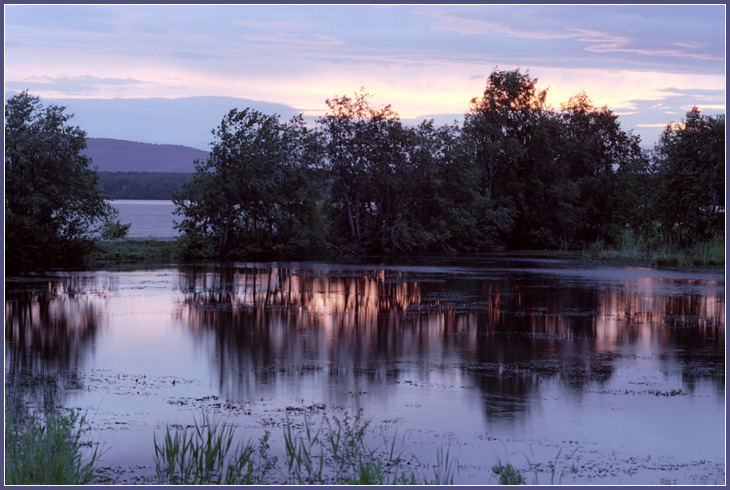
[{"left": 218, "top": 204, "right": 233, "bottom": 257}]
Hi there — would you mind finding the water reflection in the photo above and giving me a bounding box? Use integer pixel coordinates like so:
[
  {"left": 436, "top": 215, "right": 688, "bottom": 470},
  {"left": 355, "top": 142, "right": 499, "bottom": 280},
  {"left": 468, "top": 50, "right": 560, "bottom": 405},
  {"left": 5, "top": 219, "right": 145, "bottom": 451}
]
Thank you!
[
  {"left": 5, "top": 275, "right": 113, "bottom": 411},
  {"left": 175, "top": 265, "right": 724, "bottom": 420},
  {"left": 4, "top": 264, "right": 723, "bottom": 425}
]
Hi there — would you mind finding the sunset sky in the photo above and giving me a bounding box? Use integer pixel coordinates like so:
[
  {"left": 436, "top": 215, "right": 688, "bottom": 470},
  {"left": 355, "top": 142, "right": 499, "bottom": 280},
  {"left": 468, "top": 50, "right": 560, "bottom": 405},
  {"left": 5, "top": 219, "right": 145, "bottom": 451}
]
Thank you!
[{"left": 4, "top": 4, "right": 726, "bottom": 148}]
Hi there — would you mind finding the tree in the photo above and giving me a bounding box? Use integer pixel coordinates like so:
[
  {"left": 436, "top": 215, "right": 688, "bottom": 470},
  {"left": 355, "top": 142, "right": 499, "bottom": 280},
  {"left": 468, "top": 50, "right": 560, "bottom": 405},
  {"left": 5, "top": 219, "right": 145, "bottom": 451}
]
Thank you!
[
  {"left": 652, "top": 107, "right": 725, "bottom": 245},
  {"left": 173, "top": 108, "right": 325, "bottom": 258},
  {"left": 5, "top": 91, "right": 112, "bottom": 270},
  {"left": 408, "top": 119, "right": 515, "bottom": 252},
  {"left": 558, "top": 91, "right": 646, "bottom": 245},
  {"left": 463, "top": 68, "right": 549, "bottom": 248},
  {"left": 464, "top": 68, "right": 548, "bottom": 201},
  {"left": 316, "top": 89, "right": 407, "bottom": 250}
]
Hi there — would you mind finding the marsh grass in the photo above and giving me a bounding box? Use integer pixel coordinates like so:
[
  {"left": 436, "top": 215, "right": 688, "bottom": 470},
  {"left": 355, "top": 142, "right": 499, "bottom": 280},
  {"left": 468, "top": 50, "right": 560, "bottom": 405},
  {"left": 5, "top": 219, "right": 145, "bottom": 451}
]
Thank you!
[
  {"left": 284, "top": 410, "right": 414, "bottom": 485},
  {"left": 153, "top": 412, "right": 276, "bottom": 485},
  {"left": 4, "top": 406, "right": 100, "bottom": 485},
  {"left": 94, "top": 237, "right": 180, "bottom": 263},
  {"left": 523, "top": 444, "right": 582, "bottom": 485},
  {"left": 491, "top": 444, "right": 583, "bottom": 485},
  {"left": 156, "top": 409, "right": 458, "bottom": 485},
  {"left": 584, "top": 232, "right": 724, "bottom": 269}
]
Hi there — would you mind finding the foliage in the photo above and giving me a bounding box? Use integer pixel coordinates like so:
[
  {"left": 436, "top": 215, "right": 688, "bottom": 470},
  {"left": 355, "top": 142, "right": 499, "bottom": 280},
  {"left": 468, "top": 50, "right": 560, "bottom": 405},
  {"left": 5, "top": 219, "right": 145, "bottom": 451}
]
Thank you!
[
  {"left": 98, "top": 171, "right": 194, "bottom": 200},
  {"left": 316, "top": 89, "right": 409, "bottom": 251},
  {"left": 652, "top": 107, "right": 725, "bottom": 245},
  {"left": 169, "top": 69, "right": 722, "bottom": 261},
  {"left": 492, "top": 460, "right": 525, "bottom": 485},
  {"left": 93, "top": 238, "right": 180, "bottom": 263},
  {"left": 5, "top": 91, "right": 112, "bottom": 270},
  {"left": 173, "top": 109, "right": 326, "bottom": 258},
  {"left": 5, "top": 407, "right": 99, "bottom": 485},
  {"left": 101, "top": 208, "right": 132, "bottom": 239},
  {"left": 558, "top": 92, "right": 647, "bottom": 246}
]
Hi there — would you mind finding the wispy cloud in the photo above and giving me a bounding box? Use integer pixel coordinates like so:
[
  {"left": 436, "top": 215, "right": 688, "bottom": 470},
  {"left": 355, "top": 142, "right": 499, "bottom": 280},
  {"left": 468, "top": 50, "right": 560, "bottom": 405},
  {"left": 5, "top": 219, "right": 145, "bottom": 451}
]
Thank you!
[
  {"left": 231, "top": 19, "right": 316, "bottom": 30},
  {"left": 3, "top": 4, "right": 724, "bottom": 147},
  {"left": 239, "top": 33, "right": 344, "bottom": 46},
  {"left": 573, "top": 28, "right": 724, "bottom": 61},
  {"left": 5, "top": 75, "right": 158, "bottom": 96},
  {"left": 427, "top": 14, "right": 574, "bottom": 40},
  {"left": 417, "top": 6, "right": 724, "bottom": 69}
]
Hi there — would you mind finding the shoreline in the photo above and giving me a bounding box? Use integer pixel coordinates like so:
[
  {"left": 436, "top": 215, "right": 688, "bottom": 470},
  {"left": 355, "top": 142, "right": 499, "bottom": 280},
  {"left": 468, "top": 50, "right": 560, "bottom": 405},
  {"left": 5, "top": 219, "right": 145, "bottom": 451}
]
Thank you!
[{"left": 93, "top": 237, "right": 725, "bottom": 272}]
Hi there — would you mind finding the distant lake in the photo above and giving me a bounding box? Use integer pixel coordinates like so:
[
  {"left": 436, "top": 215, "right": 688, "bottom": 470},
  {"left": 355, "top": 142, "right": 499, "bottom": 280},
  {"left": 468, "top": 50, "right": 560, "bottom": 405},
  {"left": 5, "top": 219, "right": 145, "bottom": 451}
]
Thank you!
[{"left": 109, "top": 199, "right": 178, "bottom": 238}]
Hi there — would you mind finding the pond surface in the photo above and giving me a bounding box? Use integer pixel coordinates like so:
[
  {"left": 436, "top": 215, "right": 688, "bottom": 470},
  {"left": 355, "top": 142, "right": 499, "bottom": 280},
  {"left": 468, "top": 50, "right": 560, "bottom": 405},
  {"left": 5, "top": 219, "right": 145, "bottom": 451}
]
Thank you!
[{"left": 4, "top": 257, "right": 725, "bottom": 484}]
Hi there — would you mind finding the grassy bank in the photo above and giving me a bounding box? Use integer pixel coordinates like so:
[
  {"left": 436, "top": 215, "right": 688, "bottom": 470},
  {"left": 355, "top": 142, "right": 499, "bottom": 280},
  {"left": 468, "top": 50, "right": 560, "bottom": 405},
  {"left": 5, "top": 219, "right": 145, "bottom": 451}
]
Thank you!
[
  {"left": 91, "top": 234, "right": 725, "bottom": 271},
  {"left": 93, "top": 237, "right": 181, "bottom": 264},
  {"left": 579, "top": 234, "right": 724, "bottom": 270}
]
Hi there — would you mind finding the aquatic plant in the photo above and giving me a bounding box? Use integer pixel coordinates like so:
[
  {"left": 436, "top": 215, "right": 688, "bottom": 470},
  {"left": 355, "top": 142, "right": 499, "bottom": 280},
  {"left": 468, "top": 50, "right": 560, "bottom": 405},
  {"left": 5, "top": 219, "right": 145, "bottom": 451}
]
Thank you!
[
  {"left": 522, "top": 444, "right": 582, "bottom": 485},
  {"left": 153, "top": 412, "right": 276, "bottom": 485},
  {"left": 4, "top": 406, "right": 100, "bottom": 485},
  {"left": 492, "top": 460, "right": 525, "bottom": 485},
  {"left": 156, "top": 409, "right": 458, "bottom": 485},
  {"left": 283, "top": 409, "right": 457, "bottom": 485}
]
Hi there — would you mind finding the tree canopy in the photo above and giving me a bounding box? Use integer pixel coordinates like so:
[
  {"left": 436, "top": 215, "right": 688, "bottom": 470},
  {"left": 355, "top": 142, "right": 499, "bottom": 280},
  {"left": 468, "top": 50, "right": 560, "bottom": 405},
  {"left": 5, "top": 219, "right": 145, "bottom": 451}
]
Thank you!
[
  {"left": 172, "top": 108, "right": 326, "bottom": 258},
  {"left": 165, "top": 68, "right": 724, "bottom": 259},
  {"left": 5, "top": 91, "right": 112, "bottom": 270},
  {"left": 652, "top": 107, "right": 725, "bottom": 245}
]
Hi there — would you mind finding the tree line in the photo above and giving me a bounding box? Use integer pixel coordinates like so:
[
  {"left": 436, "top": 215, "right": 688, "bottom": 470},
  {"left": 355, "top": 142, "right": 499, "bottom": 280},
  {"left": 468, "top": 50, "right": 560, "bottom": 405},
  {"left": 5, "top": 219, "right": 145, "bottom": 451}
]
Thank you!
[
  {"left": 98, "top": 172, "right": 194, "bottom": 200},
  {"left": 4, "top": 68, "right": 725, "bottom": 269},
  {"left": 173, "top": 68, "right": 724, "bottom": 259}
]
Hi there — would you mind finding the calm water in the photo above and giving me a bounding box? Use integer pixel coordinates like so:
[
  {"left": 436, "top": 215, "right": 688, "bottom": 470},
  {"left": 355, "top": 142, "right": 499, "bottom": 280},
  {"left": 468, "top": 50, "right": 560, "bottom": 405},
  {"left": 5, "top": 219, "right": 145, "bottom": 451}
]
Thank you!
[
  {"left": 109, "top": 199, "right": 178, "bottom": 237},
  {"left": 4, "top": 258, "right": 725, "bottom": 484}
]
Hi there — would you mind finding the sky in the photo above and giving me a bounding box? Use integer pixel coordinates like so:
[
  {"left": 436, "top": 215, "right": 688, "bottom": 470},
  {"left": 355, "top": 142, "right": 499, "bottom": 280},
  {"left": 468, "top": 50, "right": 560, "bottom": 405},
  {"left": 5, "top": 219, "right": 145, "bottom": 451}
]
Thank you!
[{"left": 3, "top": 4, "right": 726, "bottom": 149}]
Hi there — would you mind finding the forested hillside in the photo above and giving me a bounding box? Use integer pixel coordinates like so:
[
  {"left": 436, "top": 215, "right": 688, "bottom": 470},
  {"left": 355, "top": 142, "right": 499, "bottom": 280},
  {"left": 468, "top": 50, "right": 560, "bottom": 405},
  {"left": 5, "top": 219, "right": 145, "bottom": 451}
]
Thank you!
[{"left": 98, "top": 172, "right": 194, "bottom": 200}]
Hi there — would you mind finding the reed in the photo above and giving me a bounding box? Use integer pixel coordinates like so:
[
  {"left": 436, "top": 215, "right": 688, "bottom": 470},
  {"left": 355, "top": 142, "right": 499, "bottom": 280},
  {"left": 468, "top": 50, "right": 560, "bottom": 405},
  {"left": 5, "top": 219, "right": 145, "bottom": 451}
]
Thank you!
[
  {"left": 153, "top": 412, "right": 276, "bottom": 485},
  {"left": 283, "top": 409, "right": 457, "bottom": 485},
  {"left": 157, "top": 409, "right": 458, "bottom": 485},
  {"left": 5, "top": 406, "right": 100, "bottom": 485}
]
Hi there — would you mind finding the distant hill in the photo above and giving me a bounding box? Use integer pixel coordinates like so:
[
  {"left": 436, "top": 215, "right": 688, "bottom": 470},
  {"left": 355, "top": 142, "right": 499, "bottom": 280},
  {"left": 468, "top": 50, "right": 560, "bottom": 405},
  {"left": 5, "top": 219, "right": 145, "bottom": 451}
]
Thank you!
[
  {"left": 83, "top": 138, "right": 207, "bottom": 173},
  {"left": 4, "top": 93, "right": 307, "bottom": 150}
]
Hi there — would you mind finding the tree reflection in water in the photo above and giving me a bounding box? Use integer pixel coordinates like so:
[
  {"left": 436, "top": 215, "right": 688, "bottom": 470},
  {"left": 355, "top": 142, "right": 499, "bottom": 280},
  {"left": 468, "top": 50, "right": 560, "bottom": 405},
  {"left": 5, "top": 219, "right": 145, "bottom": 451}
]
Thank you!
[
  {"left": 5, "top": 275, "right": 114, "bottom": 413},
  {"left": 175, "top": 264, "right": 724, "bottom": 421}
]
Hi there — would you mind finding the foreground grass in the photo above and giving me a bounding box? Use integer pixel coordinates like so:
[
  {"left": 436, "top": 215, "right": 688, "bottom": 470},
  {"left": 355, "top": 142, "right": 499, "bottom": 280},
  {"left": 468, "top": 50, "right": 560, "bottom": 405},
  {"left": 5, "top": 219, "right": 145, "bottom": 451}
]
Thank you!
[
  {"left": 5, "top": 407, "right": 99, "bottom": 485},
  {"left": 154, "top": 410, "right": 457, "bottom": 485},
  {"left": 5, "top": 401, "right": 457, "bottom": 485}
]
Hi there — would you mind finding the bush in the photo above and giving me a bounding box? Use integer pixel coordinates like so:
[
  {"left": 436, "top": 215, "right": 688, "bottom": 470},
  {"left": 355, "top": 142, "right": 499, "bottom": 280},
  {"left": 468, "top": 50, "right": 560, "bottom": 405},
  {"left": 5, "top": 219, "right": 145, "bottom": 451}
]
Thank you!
[{"left": 101, "top": 208, "right": 131, "bottom": 239}]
